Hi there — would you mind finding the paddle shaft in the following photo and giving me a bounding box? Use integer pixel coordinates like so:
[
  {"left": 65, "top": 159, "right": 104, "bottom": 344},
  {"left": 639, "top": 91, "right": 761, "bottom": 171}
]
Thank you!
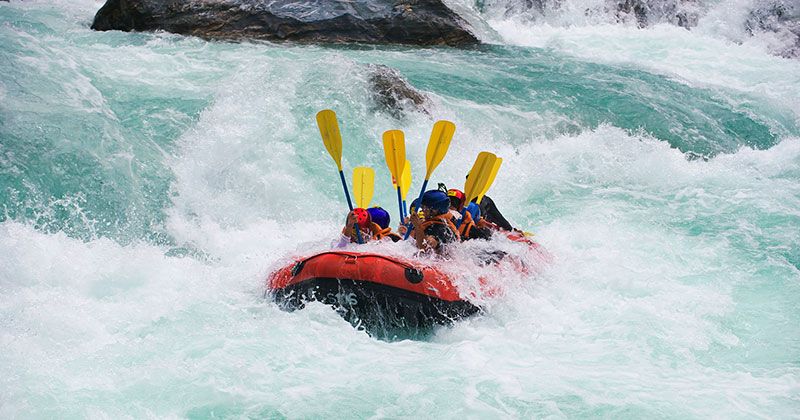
[
  {"left": 402, "top": 179, "right": 430, "bottom": 240},
  {"left": 338, "top": 170, "right": 362, "bottom": 244},
  {"left": 395, "top": 187, "right": 403, "bottom": 228}
]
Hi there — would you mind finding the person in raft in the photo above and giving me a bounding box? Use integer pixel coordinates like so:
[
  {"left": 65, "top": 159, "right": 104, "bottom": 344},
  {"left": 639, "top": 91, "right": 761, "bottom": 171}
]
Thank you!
[
  {"left": 462, "top": 175, "right": 516, "bottom": 231},
  {"left": 446, "top": 188, "right": 492, "bottom": 241},
  {"left": 402, "top": 190, "right": 460, "bottom": 255},
  {"left": 333, "top": 207, "right": 401, "bottom": 247},
  {"left": 473, "top": 194, "right": 515, "bottom": 231}
]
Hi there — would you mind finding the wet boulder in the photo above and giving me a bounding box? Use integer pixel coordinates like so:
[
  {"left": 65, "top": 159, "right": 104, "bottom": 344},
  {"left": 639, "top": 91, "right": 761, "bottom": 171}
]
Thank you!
[
  {"left": 91, "top": 0, "right": 479, "bottom": 46},
  {"left": 367, "top": 64, "right": 432, "bottom": 118}
]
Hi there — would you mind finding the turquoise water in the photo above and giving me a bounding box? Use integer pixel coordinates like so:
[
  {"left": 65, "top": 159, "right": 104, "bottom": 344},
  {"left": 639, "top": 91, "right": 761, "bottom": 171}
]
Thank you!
[{"left": 2, "top": 0, "right": 799, "bottom": 417}]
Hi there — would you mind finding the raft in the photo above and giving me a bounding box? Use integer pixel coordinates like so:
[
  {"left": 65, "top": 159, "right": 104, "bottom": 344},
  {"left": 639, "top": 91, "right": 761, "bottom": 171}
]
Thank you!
[{"left": 267, "top": 251, "right": 480, "bottom": 334}]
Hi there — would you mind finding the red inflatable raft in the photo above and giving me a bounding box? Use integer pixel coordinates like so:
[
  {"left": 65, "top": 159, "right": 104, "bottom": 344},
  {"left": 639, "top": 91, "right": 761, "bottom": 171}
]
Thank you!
[{"left": 267, "top": 251, "right": 480, "bottom": 333}]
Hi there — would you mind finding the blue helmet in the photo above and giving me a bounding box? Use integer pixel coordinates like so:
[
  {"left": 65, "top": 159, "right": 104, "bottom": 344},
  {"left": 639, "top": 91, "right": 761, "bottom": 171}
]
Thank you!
[
  {"left": 367, "top": 207, "right": 390, "bottom": 229},
  {"left": 421, "top": 190, "right": 450, "bottom": 214},
  {"left": 409, "top": 198, "right": 420, "bottom": 213}
]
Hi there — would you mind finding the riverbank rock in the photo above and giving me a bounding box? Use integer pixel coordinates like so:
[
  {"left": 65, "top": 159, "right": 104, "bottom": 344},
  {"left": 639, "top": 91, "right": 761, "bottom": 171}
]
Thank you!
[{"left": 90, "top": 0, "right": 479, "bottom": 46}]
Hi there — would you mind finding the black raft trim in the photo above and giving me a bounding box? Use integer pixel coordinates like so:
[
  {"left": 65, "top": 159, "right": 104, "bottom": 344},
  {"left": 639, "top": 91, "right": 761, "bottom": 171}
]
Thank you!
[{"left": 271, "top": 277, "right": 480, "bottom": 330}]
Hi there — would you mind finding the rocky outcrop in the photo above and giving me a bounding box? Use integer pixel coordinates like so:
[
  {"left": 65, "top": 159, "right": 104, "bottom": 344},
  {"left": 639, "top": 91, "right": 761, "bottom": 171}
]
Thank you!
[
  {"left": 91, "top": 0, "right": 479, "bottom": 46},
  {"left": 367, "top": 65, "right": 432, "bottom": 118}
]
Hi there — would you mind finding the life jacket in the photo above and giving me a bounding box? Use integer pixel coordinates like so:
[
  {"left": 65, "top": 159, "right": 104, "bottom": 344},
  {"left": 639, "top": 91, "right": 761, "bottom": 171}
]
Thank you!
[
  {"left": 417, "top": 212, "right": 461, "bottom": 242},
  {"left": 372, "top": 223, "right": 402, "bottom": 242},
  {"left": 457, "top": 209, "right": 477, "bottom": 240},
  {"left": 345, "top": 222, "right": 383, "bottom": 243}
]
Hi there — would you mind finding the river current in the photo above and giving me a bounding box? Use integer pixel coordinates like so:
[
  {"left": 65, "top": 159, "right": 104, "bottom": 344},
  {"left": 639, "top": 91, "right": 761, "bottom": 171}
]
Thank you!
[{"left": 1, "top": 0, "right": 799, "bottom": 417}]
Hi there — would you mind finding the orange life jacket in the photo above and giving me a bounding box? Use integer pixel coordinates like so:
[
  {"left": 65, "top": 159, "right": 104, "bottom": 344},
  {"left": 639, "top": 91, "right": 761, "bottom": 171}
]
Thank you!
[
  {"left": 457, "top": 209, "right": 477, "bottom": 240},
  {"left": 344, "top": 222, "right": 384, "bottom": 243},
  {"left": 372, "top": 224, "right": 402, "bottom": 242}
]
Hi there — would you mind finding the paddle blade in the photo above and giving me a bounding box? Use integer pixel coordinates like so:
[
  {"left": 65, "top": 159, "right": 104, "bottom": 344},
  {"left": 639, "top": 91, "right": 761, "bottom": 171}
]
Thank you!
[
  {"left": 477, "top": 157, "right": 502, "bottom": 204},
  {"left": 399, "top": 160, "right": 412, "bottom": 201},
  {"left": 464, "top": 152, "right": 497, "bottom": 203},
  {"left": 316, "top": 109, "right": 343, "bottom": 170},
  {"left": 424, "top": 120, "right": 455, "bottom": 179},
  {"left": 353, "top": 166, "right": 375, "bottom": 209},
  {"left": 382, "top": 130, "right": 407, "bottom": 182}
]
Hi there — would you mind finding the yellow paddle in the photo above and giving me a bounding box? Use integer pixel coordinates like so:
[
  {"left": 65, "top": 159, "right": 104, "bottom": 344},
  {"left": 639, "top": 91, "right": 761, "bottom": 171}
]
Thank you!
[
  {"left": 382, "top": 129, "right": 407, "bottom": 224},
  {"left": 464, "top": 152, "right": 498, "bottom": 204},
  {"left": 316, "top": 109, "right": 361, "bottom": 243},
  {"left": 403, "top": 120, "right": 456, "bottom": 239},
  {"left": 399, "top": 160, "right": 412, "bottom": 218},
  {"left": 353, "top": 167, "right": 375, "bottom": 209},
  {"left": 317, "top": 110, "right": 344, "bottom": 172},
  {"left": 476, "top": 157, "right": 502, "bottom": 204}
]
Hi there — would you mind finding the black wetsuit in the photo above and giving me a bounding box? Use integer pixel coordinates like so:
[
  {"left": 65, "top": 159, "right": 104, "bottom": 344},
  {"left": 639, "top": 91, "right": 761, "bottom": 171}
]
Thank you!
[{"left": 473, "top": 195, "right": 513, "bottom": 231}]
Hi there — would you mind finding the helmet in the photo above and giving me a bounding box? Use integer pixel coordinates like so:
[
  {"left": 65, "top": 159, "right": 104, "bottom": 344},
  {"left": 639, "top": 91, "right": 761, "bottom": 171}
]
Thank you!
[
  {"left": 409, "top": 198, "right": 420, "bottom": 213},
  {"left": 421, "top": 190, "right": 450, "bottom": 214},
  {"left": 447, "top": 189, "right": 466, "bottom": 210},
  {"left": 367, "top": 207, "right": 390, "bottom": 229},
  {"left": 352, "top": 208, "right": 371, "bottom": 228}
]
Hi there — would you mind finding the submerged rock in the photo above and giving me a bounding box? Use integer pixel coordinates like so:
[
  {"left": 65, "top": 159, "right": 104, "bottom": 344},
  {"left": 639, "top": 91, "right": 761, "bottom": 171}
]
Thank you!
[
  {"left": 367, "top": 64, "right": 432, "bottom": 118},
  {"left": 90, "top": 0, "right": 479, "bottom": 46}
]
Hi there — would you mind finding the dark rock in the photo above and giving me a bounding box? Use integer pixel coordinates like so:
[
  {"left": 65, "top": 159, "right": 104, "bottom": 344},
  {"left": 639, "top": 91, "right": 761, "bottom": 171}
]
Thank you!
[
  {"left": 91, "top": 0, "right": 479, "bottom": 46},
  {"left": 367, "top": 64, "right": 432, "bottom": 118}
]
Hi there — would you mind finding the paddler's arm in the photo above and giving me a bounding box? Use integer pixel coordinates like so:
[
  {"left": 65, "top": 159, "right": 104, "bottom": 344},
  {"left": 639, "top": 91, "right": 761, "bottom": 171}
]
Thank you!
[
  {"left": 410, "top": 211, "right": 424, "bottom": 249},
  {"left": 410, "top": 212, "right": 440, "bottom": 252},
  {"left": 477, "top": 195, "right": 514, "bottom": 231},
  {"left": 342, "top": 211, "right": 358, "bottom": 242}
]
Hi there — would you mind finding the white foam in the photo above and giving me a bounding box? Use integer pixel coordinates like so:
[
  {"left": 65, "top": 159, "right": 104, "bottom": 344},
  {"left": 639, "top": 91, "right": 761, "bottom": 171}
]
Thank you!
[
  {"left": 2, "top": 0, "right": 800, "bottom": 417},
  {"left": 490, "top": 20, "right": 800, "bottom": 123}
]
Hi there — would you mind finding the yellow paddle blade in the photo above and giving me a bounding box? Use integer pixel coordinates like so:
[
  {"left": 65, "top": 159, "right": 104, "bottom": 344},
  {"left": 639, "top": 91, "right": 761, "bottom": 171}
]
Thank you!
[
  {"left": 353, "top": 166, "right": 375, "bottom": 209},
  {"left": 464, "top": 152, "right": 497, "bottom": 204},
  {"left": 477, "top": 157, "right": 502, "bottom": 204},
  {"left": 400, "top": 160, "right": 412, "bottom": 200},
  {"left": 424, "top": 120, "right": 455, "bottom": 179},
  {"left": 316, "top": 109, "right": 343, "bottom": 171},
  {"left": 382, "top": 130, "right": 406, "bottom": 183}
]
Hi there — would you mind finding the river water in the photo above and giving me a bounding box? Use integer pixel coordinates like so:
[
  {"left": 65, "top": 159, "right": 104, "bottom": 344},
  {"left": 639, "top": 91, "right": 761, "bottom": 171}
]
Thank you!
[{"left": 1, "top": 0, "right": 799, "bottom": 417}]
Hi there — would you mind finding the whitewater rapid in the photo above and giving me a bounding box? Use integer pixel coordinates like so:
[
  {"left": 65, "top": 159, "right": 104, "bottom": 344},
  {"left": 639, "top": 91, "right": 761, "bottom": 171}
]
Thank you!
[{"left": 2, "top": 0, "right": 799, "bottom": 417}]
